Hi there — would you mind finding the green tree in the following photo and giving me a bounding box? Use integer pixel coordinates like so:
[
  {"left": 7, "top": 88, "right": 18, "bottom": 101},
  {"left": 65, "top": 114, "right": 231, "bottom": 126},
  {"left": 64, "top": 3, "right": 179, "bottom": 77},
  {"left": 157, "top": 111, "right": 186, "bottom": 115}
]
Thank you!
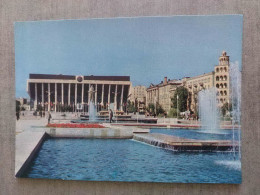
[
  {"left": 146, "top": 103, "right": 165, "bottom": 116},
  {"left": 171, "top": 86, "right": 189, "bottom": 112},
  {"left": 168, "top": 108, "right": 180, "bottom": 118},
  {"left": 156, "top": 102, "right": 165, "bottom": 115},
  {"left": 221, "top": 102, "right": 232, "bottom": 117},
  {"left": 127, "top": 100, "right": 137, "bottom": 113}
]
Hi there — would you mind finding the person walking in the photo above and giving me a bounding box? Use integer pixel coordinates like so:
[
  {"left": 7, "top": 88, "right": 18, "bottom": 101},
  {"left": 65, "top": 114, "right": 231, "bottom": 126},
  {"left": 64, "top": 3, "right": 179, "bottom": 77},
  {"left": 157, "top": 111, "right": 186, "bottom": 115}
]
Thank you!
[
  {"left": 109, "top": 109, "right": 113, "bottom": 123},
  {"left": 48, "top": 112, "right": 52, "bottom": 124},
  {"left": 16, "top": 111, "right": 20, "bottom": 121}
]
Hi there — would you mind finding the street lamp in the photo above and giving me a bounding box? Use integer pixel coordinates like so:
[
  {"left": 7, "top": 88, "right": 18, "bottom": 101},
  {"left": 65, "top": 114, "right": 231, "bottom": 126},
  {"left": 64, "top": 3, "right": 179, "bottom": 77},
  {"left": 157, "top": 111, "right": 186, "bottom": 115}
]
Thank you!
[{"left": 177, "top": 95, "right": 179, "bottom": 120}]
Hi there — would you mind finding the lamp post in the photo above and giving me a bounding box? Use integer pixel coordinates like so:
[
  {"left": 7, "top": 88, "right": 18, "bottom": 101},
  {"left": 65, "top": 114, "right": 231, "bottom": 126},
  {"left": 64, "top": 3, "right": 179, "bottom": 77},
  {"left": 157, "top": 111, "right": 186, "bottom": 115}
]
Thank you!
[{"left": 177, "top": 95, "right": 179, "bottom": 120}]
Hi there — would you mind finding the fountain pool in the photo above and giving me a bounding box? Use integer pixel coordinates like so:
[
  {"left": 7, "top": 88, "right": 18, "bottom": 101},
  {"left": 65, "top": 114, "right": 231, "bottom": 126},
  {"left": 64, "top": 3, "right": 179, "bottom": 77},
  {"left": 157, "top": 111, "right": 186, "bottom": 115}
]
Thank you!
[{"left": 21, "top": 137, "right": 241, "bottom": 183}]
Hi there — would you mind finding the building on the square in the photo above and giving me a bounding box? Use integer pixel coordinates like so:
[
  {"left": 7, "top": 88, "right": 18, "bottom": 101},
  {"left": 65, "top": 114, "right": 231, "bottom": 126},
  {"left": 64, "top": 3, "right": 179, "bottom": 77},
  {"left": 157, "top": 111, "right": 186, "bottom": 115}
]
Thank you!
[
  {"left": 183, "top": 72, "right": 215, "bottom": 112},
  {"left": 146, "top": 77, "right": 182, "bottom": 113},
  {"left": 184, "top": 51, "right": 231, "bottom": 111},
  {"left": 130, "top": 85, "right": 147, "bottom": 102},
  {"left": 146, "top": 51, "right": 232, "bottom": 114},
  {"left": 27, "top": 74, "right": 132, "bottom": 112},
  {"left": 130, "top": 85, "right": 147, "bottom": 112},
  {"left": 214, "top": 51, "right": 230, "bottom": 106}
]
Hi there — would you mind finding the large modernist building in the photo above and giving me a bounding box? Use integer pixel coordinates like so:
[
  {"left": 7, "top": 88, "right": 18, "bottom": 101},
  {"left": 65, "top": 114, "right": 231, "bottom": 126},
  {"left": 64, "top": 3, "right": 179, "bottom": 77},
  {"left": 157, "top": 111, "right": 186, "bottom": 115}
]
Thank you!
[
  {"left": 146, "top": 51, "right": 231, "bottom": 114},
  {"left": 27, "top": 74, "right": 131, "bottom": 112}
]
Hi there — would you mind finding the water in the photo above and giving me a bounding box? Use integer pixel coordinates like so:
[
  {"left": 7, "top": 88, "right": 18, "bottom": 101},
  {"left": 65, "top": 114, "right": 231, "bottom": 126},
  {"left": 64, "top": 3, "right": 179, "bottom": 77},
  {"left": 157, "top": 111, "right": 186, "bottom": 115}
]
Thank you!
[
  {"left": 88, "top": 101, "right": 97, "bottom": 122},
  {"left": 230, "top": 61, "right": 241, "bottom": 159},
  {"left": 150, "top": 128, "right": 240, "bottom": 141},
  {"left": 22, "top": 138, "right": 241, "bottom": 183},
  {"left": 198, "top": 88, "right": 220, "bottom": 132}
]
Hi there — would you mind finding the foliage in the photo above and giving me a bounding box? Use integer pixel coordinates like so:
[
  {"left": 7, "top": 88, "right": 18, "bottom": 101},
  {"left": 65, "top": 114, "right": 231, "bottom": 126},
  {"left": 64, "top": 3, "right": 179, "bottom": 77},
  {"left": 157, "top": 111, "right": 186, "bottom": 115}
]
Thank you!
[
  {"left": 221, "top": 102, "right": 232, "bottom": 116},
  {"left": 168, "top": 108, "right": 180, "bottom": 118},
  {"left": 171, "top": 86, "right": 189, "bottom": 112},
  {"left": 127, "top": 100, "right": 137, "bottom": 113},
  {"left": 146, "top": 103, "right": 165, "bottom": 116}
]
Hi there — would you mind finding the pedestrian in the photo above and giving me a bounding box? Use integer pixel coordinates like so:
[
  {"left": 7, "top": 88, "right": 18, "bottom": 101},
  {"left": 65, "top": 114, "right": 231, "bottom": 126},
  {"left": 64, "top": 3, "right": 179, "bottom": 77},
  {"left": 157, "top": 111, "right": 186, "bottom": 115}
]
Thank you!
[
  {"left": 109, "top": 109, "right": 113, "bottom": 123},
  {"left": 48, "top": 112, "right": 52, "bottom": 124},
  {"left": 16, "top": 111, "right": 20, "bottom": 121}
]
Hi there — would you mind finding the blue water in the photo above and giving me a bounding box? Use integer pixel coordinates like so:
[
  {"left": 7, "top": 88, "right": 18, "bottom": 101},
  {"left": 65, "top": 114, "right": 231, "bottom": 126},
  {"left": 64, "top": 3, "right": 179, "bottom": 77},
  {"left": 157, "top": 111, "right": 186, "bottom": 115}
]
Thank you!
[
  {"left": 22, "top": 138, "right": 241, "bottom": 183},
  {"left": 150, "top": 128, "right": 240, "bottom": 141}
]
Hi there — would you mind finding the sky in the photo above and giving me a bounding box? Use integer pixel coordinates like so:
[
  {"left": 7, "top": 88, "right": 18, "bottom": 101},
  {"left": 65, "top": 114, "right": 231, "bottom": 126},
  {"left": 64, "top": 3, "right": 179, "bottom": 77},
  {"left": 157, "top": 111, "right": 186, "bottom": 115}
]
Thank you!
[{"left": 15, "top": 15, "right": 243, "bottom": 98}]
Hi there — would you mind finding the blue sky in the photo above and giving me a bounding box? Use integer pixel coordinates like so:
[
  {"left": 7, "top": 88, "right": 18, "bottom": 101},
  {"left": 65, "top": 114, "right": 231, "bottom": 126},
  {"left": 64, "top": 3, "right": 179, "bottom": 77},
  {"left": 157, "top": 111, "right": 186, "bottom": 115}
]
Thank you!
[{"left": 15, "top": 15, "right": 243, "bottom": 98}]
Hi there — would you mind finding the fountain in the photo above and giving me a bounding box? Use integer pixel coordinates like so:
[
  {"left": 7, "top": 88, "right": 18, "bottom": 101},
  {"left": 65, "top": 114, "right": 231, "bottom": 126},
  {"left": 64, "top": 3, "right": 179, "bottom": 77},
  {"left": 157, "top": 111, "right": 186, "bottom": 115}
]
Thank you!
[
  {"left": 88, "top": 85, "right": 97, "bottom": 122},
  {"left": 229, "top": 61, "right": 241, "bottom": 159},
  {"left": 198, "top": 87, "right": 220, "bottom": 132}
]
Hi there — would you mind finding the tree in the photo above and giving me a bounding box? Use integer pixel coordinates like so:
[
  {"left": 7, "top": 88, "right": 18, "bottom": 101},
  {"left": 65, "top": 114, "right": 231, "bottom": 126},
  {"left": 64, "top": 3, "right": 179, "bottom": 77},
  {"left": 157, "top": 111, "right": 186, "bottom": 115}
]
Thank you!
[
  {"left": 146, "top": 103, "right": 165, "bottom": 116},
  {"left": 168, "top": 108, "right": 180, "bottom": 118},
  {"left": 147, "top": 103, "right": 155, "bottom": 115},
  {"left": 127, "top": 100, "right": 137, "bottom": 113},
  {"left": 221, "top": 102, "right": 232, "bottom": 116},
  {"left": 171, "top": 86, "right": 189, "bottom": 112},
  {"left": 156, "top": 102, "right": 165, "bottom": 115}
]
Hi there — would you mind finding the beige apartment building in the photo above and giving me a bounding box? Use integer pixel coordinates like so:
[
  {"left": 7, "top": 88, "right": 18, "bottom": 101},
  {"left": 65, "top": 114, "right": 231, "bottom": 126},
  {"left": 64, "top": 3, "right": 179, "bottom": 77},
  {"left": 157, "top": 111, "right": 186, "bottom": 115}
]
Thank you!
[
  {"left": 130, "top": 85, "right": 147, "bottom": 102},
  {"left": 146, "top": 51, "right": 231, "bottom": 114},
  {"left": 146, "top": 77, "right": 182, "bottom": 113},
  {"left": 130, "top": 85, "right": 147, "bottom": 112},
  {"left": 184, "top": 72, "right": 215, "bottom": 111}
]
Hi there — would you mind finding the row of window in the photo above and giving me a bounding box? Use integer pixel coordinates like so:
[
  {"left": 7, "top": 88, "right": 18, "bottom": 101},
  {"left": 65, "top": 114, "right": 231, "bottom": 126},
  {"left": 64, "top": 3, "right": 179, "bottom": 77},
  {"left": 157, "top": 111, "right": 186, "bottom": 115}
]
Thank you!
[
  {"left": 217, "top": 98, "right": 226, "bottom": 103},
  {"left": 216, "top": 75, "right": 228, "bottom": 81},
  {"left": 217, "top": 90, "right": 227, "bottom": 96},
  {"left": 216, "top": 67, "right": 228, "bottom": 73},
  {"left": 216, "top": 83, "right": 227, "bottom": 88}
]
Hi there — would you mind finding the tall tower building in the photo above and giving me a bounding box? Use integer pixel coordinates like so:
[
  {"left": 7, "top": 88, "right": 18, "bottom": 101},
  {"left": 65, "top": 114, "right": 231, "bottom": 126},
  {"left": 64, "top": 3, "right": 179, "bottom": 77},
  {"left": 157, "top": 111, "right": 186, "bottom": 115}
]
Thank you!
[{"left": 214, "top": 51, "right": 230, "bottom": 107}]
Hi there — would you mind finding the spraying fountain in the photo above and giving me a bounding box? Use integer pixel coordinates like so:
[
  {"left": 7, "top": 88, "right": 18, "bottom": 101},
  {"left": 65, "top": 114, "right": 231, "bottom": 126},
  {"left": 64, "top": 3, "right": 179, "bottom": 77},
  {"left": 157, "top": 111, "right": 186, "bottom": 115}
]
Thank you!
[
  {"left": 229, "top": 61, "right": 241, "bottom": 159},
  {"left": 88, "top": 85, "right": 97, "bottom": 122},
  {"left": 198, "top": 87, "right": 220, "bottom": 133}
]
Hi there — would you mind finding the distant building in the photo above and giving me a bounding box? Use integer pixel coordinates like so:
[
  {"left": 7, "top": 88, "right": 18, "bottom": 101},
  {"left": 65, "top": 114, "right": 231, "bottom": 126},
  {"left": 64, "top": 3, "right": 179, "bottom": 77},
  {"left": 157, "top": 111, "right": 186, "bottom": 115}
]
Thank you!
[
  {"left": 27, "top": 74, "right": 131, "bottom": 112},
  {"left": 130, "top": 85, "right": 147, "bottom": 113},
  {"left": 130, "top": 85, "right": 147, "bottom": 102},
  {"left": 146, "top": 77, "right": 182, "bottom": 113},
  {"left": 184, "top": 72, "right": 215, "bottom": 112},
  {"left": 16, "top": 97, "right": 27, "bottom": 105}
]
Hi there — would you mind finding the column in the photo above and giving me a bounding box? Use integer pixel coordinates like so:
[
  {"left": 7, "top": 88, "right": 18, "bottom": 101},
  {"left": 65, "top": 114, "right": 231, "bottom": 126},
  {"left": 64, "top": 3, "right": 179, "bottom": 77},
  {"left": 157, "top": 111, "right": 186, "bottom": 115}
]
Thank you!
[
  {"left": 114, "top": 85, "right": 117, "bottom": 111},
  {"left": 28, "top": 83, "right": 31, "bottom": 110},
  {"left": 41, "top": 83, "right": 44, "bottom": 107},
  {"left": 68, "top": 83, "right": 71, "bottom": 105},
  {"left": 95, "top": 84, "right": 97, "bottom": 105},
  {"left": 101, "top": 84, "right": 104, "bottom": 106},
  {"left": 48, "top": 83, "right": 50, "bottom": 111},
  {"left": 108, "top": 84, "right": 111, "bottom": 106},
  {"left": 61, "top": 83, "right": 64, "bottom": 105},
  {"left": 88, "top": 84, "right": 91, "bottom": 104},
  {"left": 75, "top": 83, "right": 77, "bottom": 105},
  {"left": 55, "top": 83, "right": 57, "bottom": 112},
  {"left": 35, "top": 83, "right": 38, "bottom": 106},
  {"left": 120, "top": 85, "right": 124, "bottom": 111},
  {"left": 81, "top": 84, "right": 84, "bottom": 104}
]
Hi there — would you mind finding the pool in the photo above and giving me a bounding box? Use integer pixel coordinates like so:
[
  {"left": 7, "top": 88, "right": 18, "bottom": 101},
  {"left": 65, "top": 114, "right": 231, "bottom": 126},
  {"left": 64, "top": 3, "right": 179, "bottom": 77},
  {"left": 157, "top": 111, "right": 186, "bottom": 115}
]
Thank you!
[{"left": 22, "top": 137, "right": 241, "bottom": 183}]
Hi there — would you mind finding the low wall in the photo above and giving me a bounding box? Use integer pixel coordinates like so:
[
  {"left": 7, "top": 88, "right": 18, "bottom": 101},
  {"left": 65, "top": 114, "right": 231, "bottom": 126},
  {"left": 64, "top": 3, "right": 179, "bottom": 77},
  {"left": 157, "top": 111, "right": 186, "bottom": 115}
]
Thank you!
[{"left": 46, "top": 128, "right": 133, "bottom": 139}]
